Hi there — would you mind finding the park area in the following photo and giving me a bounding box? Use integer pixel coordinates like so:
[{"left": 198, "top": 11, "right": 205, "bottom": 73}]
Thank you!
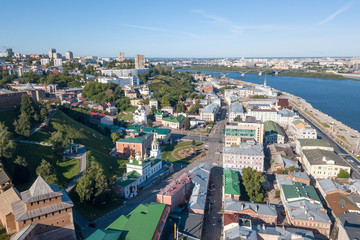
[{"left": 161, "top": 141, "right": 206, "bottom": 164}]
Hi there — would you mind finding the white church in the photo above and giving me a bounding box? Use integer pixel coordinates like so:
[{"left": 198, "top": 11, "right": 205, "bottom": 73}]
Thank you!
[
  {"left": 116, "top": 137, "right": 163, "bottom": 198},
  {"left": 133, "top": 105, "right": 147, "bottom": 124}
]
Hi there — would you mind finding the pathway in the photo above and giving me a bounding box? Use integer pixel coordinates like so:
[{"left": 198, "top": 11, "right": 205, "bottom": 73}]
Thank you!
[
  {"left": 14, "top": 139, "right": 52, "bottom": 146},
  {"left": 65, "top": 146, "right": 87, "bottom": 193}
]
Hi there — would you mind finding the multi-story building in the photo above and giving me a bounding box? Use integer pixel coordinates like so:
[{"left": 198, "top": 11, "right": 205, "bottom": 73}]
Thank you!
[
  {"left": 246, "top": 107, "right": 278, "bottom": 122},
  {"left": 223, "top": 169, "right": 241, "bottom": 200},
  {"left": 225, "top": 117, "right": 264, "bottom": 146},
  {"left": 65, "top": 51, "right": 73, "bottom": 60},
  {"left": 54, "top": 58, "right": 63, "bottom": 67},
  {"left": 223, "top": 141, "right": 265, "bottom": 172},
  {"left": 278, "top": 177, "right": 331, "bottom": 238},
  {"left": 40, "top": 58, "right": 50, "bottom": 65},
  {"left": 157, "top": 172, "right": 193, "bottom": 211},
  {"left": 149, "top": 99, "right": 158, "bottom": 110},
  {"left": 188, "top": 164, "right": 211, "bottom": 214},
  {"left": 133, "top": 105, "right": 147, "bottom": 124},
  {"left": 199, "top": 103, "right": 219, "bottom": 122},
  {"left": 98, "top": 76, "right": 139, "bottom": 87},
  {"left": 228, "top": 102, "right": 245, "bottom": 122},
  {"left": 161, "top": 115, "right": 185, "bottom": 129},
  {"left": 101, "top": 68, "right": 149, "bottom": 78},
  {"left": 48, "top": 48, "right": 56, "bottom": 59},
  {"left": 290, "top": 119, "right": 317, "bottom": 139},
  {"left": 118, "top": 52, "right": 125, "bottom": 62},
  {"left": 135, "top": 54, "right": 145, "bottom": 69},
  {"left": 224, "top": 198, "right": 277, "bottom": 225},
  {"left": 337, "top": 213, "right": 360, "bottom": 240},
  {"left": 116, "top": 131, "right": 153, "bottom": 157},
  {"left": 264, "top": 120, "right": 286, "bottom": 145},
  {"left": 301, "top": 147, "right": 351, "bottom": 179}
]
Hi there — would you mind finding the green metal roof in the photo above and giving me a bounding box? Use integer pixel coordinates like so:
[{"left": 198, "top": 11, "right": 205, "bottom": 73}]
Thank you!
[
  {"left": 223, "top": 169, "right": 241, "bottom": 196},
  {"left": 142, "top": 127, "right": 171, "bottom": 135},
  {"left": 298, "top": 139, "right": 331, "bottom": 148},
  {"left": 116, "top": 170, "right": 142, "bottom": 187},
  {"left": 116, "top": 132, "right": 153, "bottom": 144},
  {"left": 106, "top": 202, "right": 167, "bottom": 240},
  {"left": 162, "top": 115, "right": 185, "bottom": 123},
  {"left": 264, "top": 120, "right": 285, "bottom": 137},
  {"left": 86, "top": 229, "right": 122, "bottom": 240},
  {"left": 127, "top": 124, "right": 143, "bottom": 131},
  {"left": 282, "top": 182, "right": 320, "bottom": 203}
]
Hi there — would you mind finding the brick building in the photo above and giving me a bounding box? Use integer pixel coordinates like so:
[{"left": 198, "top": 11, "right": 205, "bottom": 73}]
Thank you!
[
  {"left": 116, "top": 131, "right": 153, "bottom": 157},
  {"left": 224, "top": 198, "right": 277, "bottom": 225},
  {"left": 0, "top": 176, "right": 74, "bottom": 237},
  {"left": 0, "top": 88, "right": 25, "bottom": 110},
  {"left": 157, "top": 172, "right": 193, "bottom": 211}
]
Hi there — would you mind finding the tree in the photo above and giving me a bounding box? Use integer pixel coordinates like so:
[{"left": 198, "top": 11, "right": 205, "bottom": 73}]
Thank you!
[
  {"left": 234, "top": 115, "right": 242, "bottom": 122},
  {"left": 75, "top": 161, "right": 109, "bottom": 204},
  {"left": 14, "top": 113, "right": 31, "bottom": 137},
  {"left": 176, "top": 102, "right": 185, "bottom": 113},
  {"left": 13, "top": 156, "right": 29, "bottom": 184},
  {"left": 161, "top": 95, "right": 171, "bottom": 107},
  {"left": 337, "top": 169, "right": 350, "bottom": 178},
  {"left": 111, "top": 132, "right": 122, "bottom": 144},
  {"left": 242, "top": 167, "right": 265, "bottom": 203},
  {"left": 192, "top": 140, "right": 196, "bottom": 146},
  {"left": 20, "top": 94, "right": 36, "bottom": 119},
  {"left": 0, "top": 122, "right": 15, "bottom": 159},
  {"left": 184, "top": 117, "right": 190, "bottom": 130},
  {"left": 49, "top": 131, "right": 69, "bottom": 157},
  {"left": 151, "top": 106, "right": 157, "bottom": 114},
  {"left": 40, "top": 108, "right": 48, "bottom": 121},
  {"left": 147, "top": 119, "right": 153, "bottom": 127},
  {"left": 36, "top": 159, "right": 58, "bottom": 185}
]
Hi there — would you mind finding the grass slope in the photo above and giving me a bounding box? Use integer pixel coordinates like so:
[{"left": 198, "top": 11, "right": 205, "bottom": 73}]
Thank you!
[
  {"left": 50, "top": 111, "right": 113, "bottom": 152},
  {"left": 15, "top": 143, "right": 79, "bottom": 190},
  {"left": 0, "top": 109, "right": 19, "bottom": 133}
]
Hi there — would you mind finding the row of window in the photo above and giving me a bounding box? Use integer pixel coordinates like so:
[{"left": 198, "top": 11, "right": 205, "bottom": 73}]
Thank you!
[
  {"left": 23, "top": 208, "right": 69, "bottom": 225},
  {"left": 293, "top": 220, "right": 329, "bottom": 229},
  {"left": 30, "top": 197, "right": 58, "bottom": 206}
]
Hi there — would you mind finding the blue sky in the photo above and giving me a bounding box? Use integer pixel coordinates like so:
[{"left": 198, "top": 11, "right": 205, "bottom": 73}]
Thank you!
[{"left": 1, "top": 0, "right": 360, "bottom": 58}]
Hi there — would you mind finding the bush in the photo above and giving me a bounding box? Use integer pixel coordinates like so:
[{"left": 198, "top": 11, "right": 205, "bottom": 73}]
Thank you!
[{"left": 337, "top": 169, "right": 350, "bottom": 178}]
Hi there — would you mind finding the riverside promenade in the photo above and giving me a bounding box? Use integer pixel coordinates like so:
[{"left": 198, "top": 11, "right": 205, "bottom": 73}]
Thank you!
[{"left": 226, "top": 77, "right": 360, "bottom": 158}]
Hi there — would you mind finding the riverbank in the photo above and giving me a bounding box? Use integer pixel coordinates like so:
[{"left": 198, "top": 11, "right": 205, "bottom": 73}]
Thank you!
[
  {"left": 178, "top": 67, "right": 357, "bottom": 81},
  {"left": 225, "top": 76, "right": 360, "bottom": 156}
]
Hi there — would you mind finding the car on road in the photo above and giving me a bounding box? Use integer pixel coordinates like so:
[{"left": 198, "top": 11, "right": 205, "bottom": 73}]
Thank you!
[
  {"left": 212, "top": 162, "right": 219, "bottom": 166},
  {"left": 215, "top": 151, "right": 221, "bottom": 154}
]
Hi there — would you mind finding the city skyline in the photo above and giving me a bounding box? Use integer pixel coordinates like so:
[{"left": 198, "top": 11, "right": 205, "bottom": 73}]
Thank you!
[{"left": 1, "top": 0, "right": 360, "bottom": 58}]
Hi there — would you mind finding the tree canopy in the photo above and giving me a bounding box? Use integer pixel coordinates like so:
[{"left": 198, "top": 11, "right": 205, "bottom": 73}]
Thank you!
[
  {"left": 337, "top": 169, "right": 350, "bottom": 178},
  {"left": 36, "top": 159, "right": 58, "bottom": 185},
  {"left": 242, "top": 167, "right": 265, "bottom": 203},
  {"left": 0, "top": 122, "right": 15, "bottom": 159}
]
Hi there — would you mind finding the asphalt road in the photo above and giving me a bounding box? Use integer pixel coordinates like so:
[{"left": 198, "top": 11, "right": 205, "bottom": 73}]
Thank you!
[{"left": 296, "top": 110, "right": 360, "bottom": 179}]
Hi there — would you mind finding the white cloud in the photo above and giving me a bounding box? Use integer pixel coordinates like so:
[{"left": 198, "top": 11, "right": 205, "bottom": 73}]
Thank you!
[{"left": 318, "top": 2, "right": 354, "bottom": 25}]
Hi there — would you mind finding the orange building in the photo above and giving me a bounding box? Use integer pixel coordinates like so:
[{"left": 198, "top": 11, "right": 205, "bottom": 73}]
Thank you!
[{"left": 116, "top": 131, "right": 153, "bottom": 157}]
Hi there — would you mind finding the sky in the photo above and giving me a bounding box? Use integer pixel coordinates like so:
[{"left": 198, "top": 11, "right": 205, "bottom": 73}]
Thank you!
[{"left": 1, "top": 0, "right": 360, "bottom": 58}]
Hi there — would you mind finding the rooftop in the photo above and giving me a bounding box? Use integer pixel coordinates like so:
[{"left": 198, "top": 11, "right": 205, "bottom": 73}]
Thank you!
[
  {"left": 337, "top": 213, "right": 360, "bottom": 240},
  {"left": 117, "top": 132, "right": 153, "bottom": 144},
  {"left": 229, "top": 102, "right": 244, "bottom": 114},
  {"left": 302, "top": 149, "right": 348, "bottom": 167},
  {"left": 224, "top": 198, "right": 277, "bottom": 217},
  {"left": 162, "top": 114, "right": 185, "bottom": 123},
  {"left": 223, "top": 169, "right": 241, "bottom": 196},
  {"left": 298, "top": 139, "right": 331, "bottom": 148},
  {"left": 286, "top": 200, "right": 330, "bottom": 223},
  {"left": 86, "top": 229, "right": 122, "bottom": 240},
  {"left": 200, "top": 103, "right": 219, "bottom": 114},
  {"left": 282, "top": 182, "right": 320, "bottom": 204},
  {"left": 106, "top": 202, "right": 167, "bottom": 240},
  {"left": 264, "top": 120, "right": 286, "bottom": 137},
  {"left": 224, "top": 142, "right": 264, "bottom": 156},
  {"left": 116, "top": 170, "right": 142, "bottom": 187}
]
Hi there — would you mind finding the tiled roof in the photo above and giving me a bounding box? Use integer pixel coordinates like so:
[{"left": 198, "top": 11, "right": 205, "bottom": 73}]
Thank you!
[
  {"left": 106, "top": 203, "right": 167, "bottom": 240},
  {"left": 0, "top": 169, "right": 11, "bottom": 185}
]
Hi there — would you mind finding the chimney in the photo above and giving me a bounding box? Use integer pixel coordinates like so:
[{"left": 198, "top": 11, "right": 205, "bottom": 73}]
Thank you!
[{"left": 262, "top": 224, "right": 265, "bottom": 230}]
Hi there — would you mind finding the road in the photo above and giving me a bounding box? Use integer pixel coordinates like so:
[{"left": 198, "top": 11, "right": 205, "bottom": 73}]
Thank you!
[
  {"left": 296, "top": 109, "right": 360, "bottom": 179},
  {"left": 65, "top": 146, "right": 87, "bottom": 192}
]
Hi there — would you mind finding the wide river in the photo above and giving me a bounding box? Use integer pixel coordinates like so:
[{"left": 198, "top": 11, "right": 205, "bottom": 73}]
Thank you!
[{"left": 176, "top": 69, "right": 360, "bottom": 132}]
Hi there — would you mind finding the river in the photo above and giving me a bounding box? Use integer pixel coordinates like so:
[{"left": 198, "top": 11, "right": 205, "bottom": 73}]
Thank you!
[{"left": 176, "top": 69, "right": 360, "bottom": 132}]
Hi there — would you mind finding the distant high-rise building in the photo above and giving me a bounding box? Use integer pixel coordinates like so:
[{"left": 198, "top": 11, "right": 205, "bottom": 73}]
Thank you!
[
  {"left": 65, "top": 51, "right": 73, "bottom": 60},
  {"left": 48, "top": 48, "right": 56, "bottom": 59},
  {"left": 135, "top": 54, "right": 145, "bottom": 69},
  {"left": 54, "top": 58, "right": 63, "bottom": 67},
  {"left": 6, "top": 48, "right": 14, "bottom": 57},
  {"left": 118, "top": 52, "right": 125, "bottom": 62},
  {"left": 53, "top": 53, "right": 62, "bottom": 59}
]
